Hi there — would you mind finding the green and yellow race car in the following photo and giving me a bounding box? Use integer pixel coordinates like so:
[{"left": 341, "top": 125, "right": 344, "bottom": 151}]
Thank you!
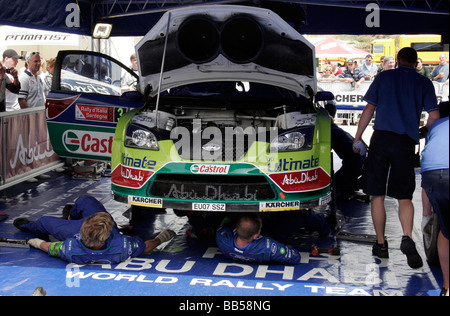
[{"left": 109, "top": 5, "right": 333, "bottom": 213}]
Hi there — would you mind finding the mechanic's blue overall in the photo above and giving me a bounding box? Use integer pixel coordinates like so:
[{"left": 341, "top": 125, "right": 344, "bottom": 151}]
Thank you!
[
  {"left": 216, "top": 218, "right": 301, "bottom": 265},
  {"left": 22, "top": 195, "right": 108, "bottom": 240},
  {"left": 22, "top": 195, "right": 146, "bottom": 264}
]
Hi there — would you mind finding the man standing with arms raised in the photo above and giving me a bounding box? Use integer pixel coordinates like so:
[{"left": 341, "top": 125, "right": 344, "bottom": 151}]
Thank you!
[{"left": 353, "top": 47, "right": 440, "bottom": 269}]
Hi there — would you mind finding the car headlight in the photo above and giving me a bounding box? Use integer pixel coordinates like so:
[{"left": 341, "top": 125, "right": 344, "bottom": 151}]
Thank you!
[
  {"left": 269, "top": 127, "right": 314, "bottom": 152},
  {"left": 125, "top": 124, "right": 159, "bottom": 150}
]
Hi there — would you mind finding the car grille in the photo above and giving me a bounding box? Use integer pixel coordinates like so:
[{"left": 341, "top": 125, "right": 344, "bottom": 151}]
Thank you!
[
  {"left": 177, "top": 135, "right": 255, "bottom": 161},
  {"left": 149, "top": 174, "right": 275, "bottom": 201}
]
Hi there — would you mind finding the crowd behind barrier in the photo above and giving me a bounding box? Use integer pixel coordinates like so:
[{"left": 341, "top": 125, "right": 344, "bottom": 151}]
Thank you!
[
  {"left": 0, "top": 106, "right": 64, "bottom": 192},
  {"left": 319, "top": 81, "right": 449, "bottom": 125}
]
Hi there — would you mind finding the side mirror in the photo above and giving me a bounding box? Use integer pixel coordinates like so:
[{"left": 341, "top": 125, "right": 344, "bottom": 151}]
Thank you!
[
  {"left": 315, "top": 91, "right": 335, "bottom": 102},
  {"left": 120, "top": 90, "right": 144, "bottom": 101}
]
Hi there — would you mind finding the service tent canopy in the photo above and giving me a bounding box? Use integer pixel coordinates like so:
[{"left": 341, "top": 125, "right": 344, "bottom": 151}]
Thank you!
[{"left": 314, "top": 37, "right": 370, "bottom": 59}]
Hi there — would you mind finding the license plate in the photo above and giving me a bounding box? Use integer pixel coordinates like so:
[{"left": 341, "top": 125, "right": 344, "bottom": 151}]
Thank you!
[{"left": 192, "top": 203, "right": 226, "bottom": 211}]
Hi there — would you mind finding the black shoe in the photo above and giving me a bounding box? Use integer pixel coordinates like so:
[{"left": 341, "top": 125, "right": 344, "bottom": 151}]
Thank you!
[
  {"left": 61, "top": 203, "right": 74, "bottom": 220},
  {"left": 13, "top": 218, "right": 32, "bottom": 232},
  {"left": 440, "top": 288, "right": 448, "bottom": 296},
  {"left": 372, "top": 240, "right": 389, "bottom": 258},
  {"left": 400, "top": 236, "right": 423, "bottom": 269}
]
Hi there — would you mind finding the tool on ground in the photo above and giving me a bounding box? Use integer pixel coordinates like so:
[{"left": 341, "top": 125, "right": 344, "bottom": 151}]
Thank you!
[
  {"left": 0, "top": 213, "right": 9, "bottom": 222},
  {"left": 0, "top": 237, "right": 30, "bottom": 248},
  {"left": 310, "top": 244, "right": 340, "bottom": 256},
  {"left": 336, "top": 231, "right": 385, "bottom": 243}
]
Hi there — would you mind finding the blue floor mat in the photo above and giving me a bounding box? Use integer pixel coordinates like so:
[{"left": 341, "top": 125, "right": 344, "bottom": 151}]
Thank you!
[{"left": 0, "top": 170, "right": 444, "bottom": 296}]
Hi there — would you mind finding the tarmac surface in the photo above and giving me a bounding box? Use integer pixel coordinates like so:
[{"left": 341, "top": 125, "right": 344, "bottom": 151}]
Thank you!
[{"left": 0, "top": 154, "right": 444, "bottom": 297}]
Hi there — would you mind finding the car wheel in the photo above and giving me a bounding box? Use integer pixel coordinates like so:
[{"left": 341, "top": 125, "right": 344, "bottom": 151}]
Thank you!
[{"left": 422, "top": 211, "right": 440, "bottom": 265}]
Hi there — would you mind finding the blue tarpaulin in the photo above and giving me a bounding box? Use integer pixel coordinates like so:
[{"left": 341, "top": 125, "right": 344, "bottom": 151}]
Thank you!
[{"left": 0, "top": 1, "right": 448, "bottom": 38}]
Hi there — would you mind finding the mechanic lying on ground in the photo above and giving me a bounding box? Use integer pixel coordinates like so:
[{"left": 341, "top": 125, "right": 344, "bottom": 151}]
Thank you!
[
  {"left": 13, "top": 195, "right": 175, "bottom": 264},
  {"left": 216, "top": 214, "right": 302, "bottom": 265}
]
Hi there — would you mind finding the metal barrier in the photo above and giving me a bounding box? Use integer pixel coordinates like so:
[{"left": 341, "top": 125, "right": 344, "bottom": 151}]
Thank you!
[
  {"left": 0, "top": 107, "right": 64, "bottom": 192},
  {"left": 319, "top": 81, "right": 449, "bottom": 125}
]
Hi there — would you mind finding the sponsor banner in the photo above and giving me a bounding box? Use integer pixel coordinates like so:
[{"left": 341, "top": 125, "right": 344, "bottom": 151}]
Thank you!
[
  {"left": 269, "top": 168, "right": 330, "bottom": 192},
  {"left": 1, "top": 111, "right": 60, "bottom": 181},
  {"left": 318, "top": 81, "right": 448, "bottom": 107},
  {"left": 111, "top": 164, "right": 154, "bottom": 189},
  {"left": 0, "top": 25, "right": 79, "bottom": 46}
]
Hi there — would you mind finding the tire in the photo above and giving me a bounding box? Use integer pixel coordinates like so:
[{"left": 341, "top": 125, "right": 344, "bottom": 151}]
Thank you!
[{"left": 422, "top": 211, "right": 440, "bottom": 265}]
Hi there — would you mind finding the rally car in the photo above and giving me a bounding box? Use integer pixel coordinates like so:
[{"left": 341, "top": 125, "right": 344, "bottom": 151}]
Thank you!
[
  {"left": 110, "top": 5, "right": 333, "bottom": 212},
  {"left": 46, "top": 5, "right": 334, "bottom": 213}
]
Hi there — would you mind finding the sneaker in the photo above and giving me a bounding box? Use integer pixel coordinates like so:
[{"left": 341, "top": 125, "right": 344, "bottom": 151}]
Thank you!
[
  {"left": 13, "top": 218, "right": 32, "bottom": 232},
  {"left": 155, "top": 230, "right": 176, "bottom": 243},
  {"left": 400, "top": 236, "right": 423, "bottom": 269},
  {"left": 61, "top": 203, "right": 74, "bottom": 220},
  {"left": 440, "top": 288, "right": 448, "bottom": 296},
  {"left": 372, "top": 240, "right": 389, "bottom": 258}
]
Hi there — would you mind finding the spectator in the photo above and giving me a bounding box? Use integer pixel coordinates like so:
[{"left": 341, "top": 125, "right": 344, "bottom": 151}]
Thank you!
[
  {"left": 421, "top": 101, "right": 449, "bottom": 296},
  {"left": 431, "top": 53, "right": 449, "bottom": 83},
  {"left": 2, "top": 49, "right": 22, "bottom": 111},
  {"left": 318, "top": 65, "right": 336, "bottom": 82},
  {"left": 14, "top": 195, "right": 176, "bottom": 264},
  {"left": 0, "top": 55, "right": 21, "bottom": 112},
  {"left": 382, "top": 55, "right": 395, "bottom": 70},
  {"left": 376, "top": 55, "right": 395, "bottom": 76},
  {"left": 121, "top": 53, "right": 139, "bottom": 93},
  {"left": 416, "top": 58, "right": 431, "bottom": 79},
  {"left": 360, "top": 54, "right": 378, "bottom": 80},
  {"left": 337, "top": 59, "right": 365, "bottom": 88},
  {"left": 18, "top": 52, "right": 45, "bottom": 109},
  {"left": 330, "top": 61, "right": 342, "bottom": 76},
  {"left": 41, "top": 57, "right": 56, "bottom": 97},
  {"left": 353, "top": 47, "right": 440, "bottom": 269},
  {"left": 216, "top": 214, "right": 301, "bottom": 264}
]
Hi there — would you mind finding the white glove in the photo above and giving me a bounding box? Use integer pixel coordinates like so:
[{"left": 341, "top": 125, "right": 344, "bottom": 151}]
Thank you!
[
  {"left": 27, "top": 238, "right": 45, "bottom": 249},
  {"left": 353, "top": 140, "right": 367, "bottom": 157}
]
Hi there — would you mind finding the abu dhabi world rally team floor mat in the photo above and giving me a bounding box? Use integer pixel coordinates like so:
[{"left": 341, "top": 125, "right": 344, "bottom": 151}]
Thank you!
[{"left": 0, "top": 168, "right": 444, "bottom": 297}]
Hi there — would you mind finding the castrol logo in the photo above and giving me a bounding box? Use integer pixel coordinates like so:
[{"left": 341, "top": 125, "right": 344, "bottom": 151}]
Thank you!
[
  {"left": 62, "top": 130, "right": 113, "bottom": 157},
  {"left": 190, "top": 164, "right": 231, "bottom": 175}
]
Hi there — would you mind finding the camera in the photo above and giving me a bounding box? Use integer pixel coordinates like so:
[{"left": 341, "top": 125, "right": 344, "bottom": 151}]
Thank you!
[{"left": 5, "top": 69, "right": 11, "bottom": 74}]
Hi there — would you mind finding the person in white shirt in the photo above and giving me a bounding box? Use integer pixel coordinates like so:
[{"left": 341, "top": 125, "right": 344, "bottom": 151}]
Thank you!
[
  {"left": 121, "top": 54, "right": 139, "bottom": 93},
  {"left": 18, "top": 52, "right": 45, "bottom": 109},
  {"left": 360, "top": 54, "right": 379, "bottom": 81}
]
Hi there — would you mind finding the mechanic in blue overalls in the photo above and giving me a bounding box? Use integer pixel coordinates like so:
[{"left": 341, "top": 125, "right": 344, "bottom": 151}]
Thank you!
[
  {"left": 216, "top": 214, "right": 302, "bottom": 265},
  {"left": 13, "top": 195, "right": 175, "bottom": 264}
]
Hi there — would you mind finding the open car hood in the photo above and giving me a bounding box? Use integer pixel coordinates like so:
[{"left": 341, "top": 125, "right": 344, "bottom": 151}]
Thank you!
[{"left": 136, "top": 5, "right": 317, "bottom": 99}]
